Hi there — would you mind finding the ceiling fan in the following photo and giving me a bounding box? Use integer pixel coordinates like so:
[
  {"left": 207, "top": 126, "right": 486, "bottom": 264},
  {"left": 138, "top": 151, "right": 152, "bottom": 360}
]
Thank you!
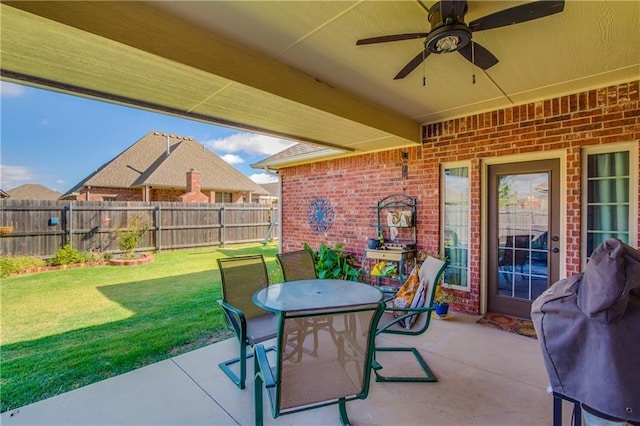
[{"left": 356, "top": 0, "right": 565, "bottom": 80}]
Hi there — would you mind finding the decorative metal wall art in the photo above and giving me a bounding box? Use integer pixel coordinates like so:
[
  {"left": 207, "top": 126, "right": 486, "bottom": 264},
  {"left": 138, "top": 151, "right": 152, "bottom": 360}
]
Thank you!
[{"left": 307, "top": 196, "right": 335, "bottom": 234}]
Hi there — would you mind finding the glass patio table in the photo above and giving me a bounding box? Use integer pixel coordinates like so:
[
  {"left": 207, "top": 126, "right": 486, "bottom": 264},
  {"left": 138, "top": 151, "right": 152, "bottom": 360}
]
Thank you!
[
  {"left": 253, "top": 279, "right": 384, "bottom": 313},
  {"left": 253, "top": 279, "right": 383, "bottom": 364}
]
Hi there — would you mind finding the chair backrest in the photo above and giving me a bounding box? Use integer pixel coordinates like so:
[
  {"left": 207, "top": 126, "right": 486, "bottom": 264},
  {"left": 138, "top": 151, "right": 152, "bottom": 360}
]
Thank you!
[
  {"left": 384, "top": 256, "right": 447, "bottom": 335},
  {"left": 277, "top": 249, "right": 317, "bottom": 281},
  {"left": 275, "top": 303, "right": 383, "bottom": 414},
  {"left": 217, "top": 254, "right": 270, "bottom": 320},
  {"left": 420, "top": 256, "right": 447, "bottom": 307}
]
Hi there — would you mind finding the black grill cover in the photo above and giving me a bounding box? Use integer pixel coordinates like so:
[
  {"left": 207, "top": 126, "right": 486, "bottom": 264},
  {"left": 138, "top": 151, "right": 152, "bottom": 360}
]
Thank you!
[{"left": 531, "top": 238, "right": 640, "bottom": 422}]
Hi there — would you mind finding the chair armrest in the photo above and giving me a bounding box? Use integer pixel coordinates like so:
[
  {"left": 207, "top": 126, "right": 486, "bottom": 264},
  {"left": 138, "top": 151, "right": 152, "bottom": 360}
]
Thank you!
[
  {"left": 376, "top": 306, "right": 434, "bottom": 335},
  {"left": 217, "top": 299, "right": 247, "bottom": 338},
  {"left": 382, "top": 294, "right": 396, "bottom": 303},
  {"left": 254, "top": 344, "right": 276, "bottom": 388},
  {"left": 383, "top": 305, "right": 434, "bottom": 314}
]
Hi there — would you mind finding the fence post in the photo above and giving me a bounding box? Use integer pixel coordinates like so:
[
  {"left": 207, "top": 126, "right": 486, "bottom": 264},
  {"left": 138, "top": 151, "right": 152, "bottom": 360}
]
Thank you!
[
  {"left": 220, "top": 204, "right": 226, "bottom": 247},
  {"left": 156, "top": 205, "right": 161, "bottom": 252},
  {"left": 68, "top": 201, "right": 74, "bottom": 248},
  {"left": 62, "top": 203, "right": 68, "bottom": 248}
]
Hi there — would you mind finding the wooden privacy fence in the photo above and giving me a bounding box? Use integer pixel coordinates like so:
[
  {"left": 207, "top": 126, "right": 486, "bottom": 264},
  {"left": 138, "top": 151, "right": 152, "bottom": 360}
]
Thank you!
[{"left": 0, "top": 200, "right": 279, "bottom": 258}]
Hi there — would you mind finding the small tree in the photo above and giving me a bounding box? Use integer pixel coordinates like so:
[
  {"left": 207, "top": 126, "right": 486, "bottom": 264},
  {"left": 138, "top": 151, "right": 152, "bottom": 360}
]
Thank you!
[{"left": 115, "top": 214, "right": 150, "bottom": 258}]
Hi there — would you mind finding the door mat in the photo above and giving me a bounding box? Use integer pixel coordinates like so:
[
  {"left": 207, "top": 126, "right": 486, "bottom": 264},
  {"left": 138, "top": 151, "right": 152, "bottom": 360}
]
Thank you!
[{"left": 476, "top": 313, "right": 537, "bottom": 339}]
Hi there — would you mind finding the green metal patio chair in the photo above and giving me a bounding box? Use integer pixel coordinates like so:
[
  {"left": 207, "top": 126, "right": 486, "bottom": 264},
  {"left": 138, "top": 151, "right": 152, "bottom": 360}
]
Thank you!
[
  {"left": 254, "top": 302, "right": 384, "bottom": 426},
  {"left": 217, "top": 254, "right": 277, "bottom": 390},
  {"left": 277, "top": 249, "right": 332, "bottom": 359},
  {"left": 374, "top": 255, "right": 447, "bottom": 382},
  {"left": 277, "top": 249, "right": 317, "bottom": 281}
]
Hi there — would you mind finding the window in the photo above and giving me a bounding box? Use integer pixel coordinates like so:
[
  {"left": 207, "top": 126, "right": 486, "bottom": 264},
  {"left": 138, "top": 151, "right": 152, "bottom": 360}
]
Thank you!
[
  {"left": 215, "top": 192, "right": 232, "bottom": 203},
  {"left": 582, "top": 143, "right": 638, "bottom": 262},
  {"left": 441, "top": 164, "right": 470, "bottom": 289}
]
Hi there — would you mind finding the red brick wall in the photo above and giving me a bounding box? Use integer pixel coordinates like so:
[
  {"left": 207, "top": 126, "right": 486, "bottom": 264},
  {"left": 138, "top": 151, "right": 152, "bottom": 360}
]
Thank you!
[
  {"left": 151, "top": 189, "right": 184, "bottom": 202},
  {"left": 279, "top": 80, "right": 640, "bottom": 314},
  {"left": 79, "top": 187, "right": 188, "bottom": 202},
  {"left": 78, "top": 187, "right": 247, "bottom": 203},
  {"left": 80, "top": 187, "right": 142, "bottom": 201}
]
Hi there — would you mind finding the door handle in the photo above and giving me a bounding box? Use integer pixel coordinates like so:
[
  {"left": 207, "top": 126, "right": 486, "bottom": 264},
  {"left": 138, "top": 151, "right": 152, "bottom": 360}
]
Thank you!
[
  {"left": 551, "top": 235, "right": 559, "bottom": 242},
  {"left": 551, "top": 247, "right": 560, "bottom": 253}
]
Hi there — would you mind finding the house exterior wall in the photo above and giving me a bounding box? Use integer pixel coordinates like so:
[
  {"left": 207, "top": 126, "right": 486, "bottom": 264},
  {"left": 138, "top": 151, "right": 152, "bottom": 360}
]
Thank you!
[
  {"left": 76, "top": 187, "right": 247, "bottom": 203},
  {"left": 80, "top": 187, "right": 142, "bottom": 201},
  {"left": 279, "top": 80, "right": 640, "bottom": 315}
]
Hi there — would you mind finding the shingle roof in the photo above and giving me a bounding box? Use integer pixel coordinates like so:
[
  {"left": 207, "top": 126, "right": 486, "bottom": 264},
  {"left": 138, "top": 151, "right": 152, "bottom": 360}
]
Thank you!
[
  {"left": 7, "top": 184, "right": 62, "bottom": 200},
  {"left": 260, "top": 183, "right": 279, "bottom": 196},
  {"left": 65, "top": 131, "right": 267, "bottom": 196},
  {"left": 251, "top": 142, "right": 343, "bottom": 170}
]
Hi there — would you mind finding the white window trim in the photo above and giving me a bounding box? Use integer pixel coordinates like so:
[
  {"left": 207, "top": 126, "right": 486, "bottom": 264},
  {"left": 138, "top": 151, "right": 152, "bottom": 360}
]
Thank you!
[
  {"left": 581, "top": 142, "right": 638, "bottom": 268},
  {"left": 440, "top": 161, "right": 471, "bottom": 291}
]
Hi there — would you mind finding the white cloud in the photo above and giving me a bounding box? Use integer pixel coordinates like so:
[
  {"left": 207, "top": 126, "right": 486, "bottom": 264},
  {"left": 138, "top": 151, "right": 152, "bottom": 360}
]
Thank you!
[
  {"left": 250, "top": 173, "right": 278, "bottom": 184},
  {"left": 0, "top": 81, "right": 27, "bottom": 97},
  {"left": 205, "top": 132, "right": 295, "bottom": 156},
  {"left": 0, "top": 165, "right": 36, "bottom": 189},
  {"left": 220, "top": 154, "right": 244, "bottom": 165}
]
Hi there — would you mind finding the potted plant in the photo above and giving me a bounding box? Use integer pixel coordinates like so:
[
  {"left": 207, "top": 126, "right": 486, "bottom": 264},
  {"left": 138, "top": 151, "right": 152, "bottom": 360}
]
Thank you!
[
  {"left": 367, "top": 237, "right": 379, "bottom": 249},
  {"left": 433, "top": 287, "right": 456, "bottom": 316},
  {"left": 367, "top": 230, "right": 385, "bottom": 249}
]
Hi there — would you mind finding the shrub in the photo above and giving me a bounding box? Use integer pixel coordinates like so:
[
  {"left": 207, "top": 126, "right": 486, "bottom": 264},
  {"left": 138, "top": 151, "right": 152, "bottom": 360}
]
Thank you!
[
  {"left": 50, "top": 244, "right": 84, "bottom": 266},
  {"left": 115, "top": 214, "right": 150, "bottom": 258},
  {"left": 303, "top": 242, "right": 362, "bottom": 281},
  {"left": 0, "top": 255, "right": 46, "bottom": 277}
]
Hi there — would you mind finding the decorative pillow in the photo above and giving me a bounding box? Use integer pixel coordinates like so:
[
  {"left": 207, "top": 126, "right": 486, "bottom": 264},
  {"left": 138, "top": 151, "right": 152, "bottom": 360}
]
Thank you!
[
  {"left": 392, "top": 265, "right": 422, "bottom": 327},
  {"left": 403, "top": 274, "right": 429, "bottom": 329},
  {"left": 392, "top": 264, "right": 431, "bottom": 330}
]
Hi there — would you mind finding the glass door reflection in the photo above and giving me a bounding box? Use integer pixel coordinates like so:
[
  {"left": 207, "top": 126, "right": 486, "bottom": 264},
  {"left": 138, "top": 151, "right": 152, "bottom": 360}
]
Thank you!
[{"left": 496, "top": 172, "right": 549, "bottom": 302}]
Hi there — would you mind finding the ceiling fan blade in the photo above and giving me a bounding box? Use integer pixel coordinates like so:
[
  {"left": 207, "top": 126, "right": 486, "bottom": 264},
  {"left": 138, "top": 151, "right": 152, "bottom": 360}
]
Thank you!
[
  {"left": 458, "top": 42, "right": 498, "bottom": 70},
  {"left": 469, "top": 0, "right": 564, "bottom": 32},
  {"left": 356, "top": 33, "right": 429, "bottom": 45},
  {"left": 394, "top": 50, "right": 431, "bottom": 80},
  {"left": 440, "top": 0, "right": 468, "bottom": 23}
]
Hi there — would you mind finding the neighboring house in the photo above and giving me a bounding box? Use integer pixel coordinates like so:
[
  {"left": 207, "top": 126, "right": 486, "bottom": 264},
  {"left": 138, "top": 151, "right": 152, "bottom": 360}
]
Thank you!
[
  {"left": 258, "top": 183, "right": 279, "bottom": 204},
  {"left": 6, "top": 184, "right": 62, "bottom": 200},
  {"left": 63, "top": 131, "right": 268, "bottom": 203},
  {"left": 254, "top": 80, "right": 639, "bottom": 319},
  {"left": 0, "top": 189, "right": 9, "bottom": 198}
]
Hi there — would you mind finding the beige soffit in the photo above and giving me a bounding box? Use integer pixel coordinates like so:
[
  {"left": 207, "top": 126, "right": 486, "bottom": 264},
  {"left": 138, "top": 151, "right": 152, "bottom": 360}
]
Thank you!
[
  {"left": 1, "top": 1, "right": 638, "bottom": 160},
  {"left": 0, "top": 1, "right": 421, "bottom": 155}
]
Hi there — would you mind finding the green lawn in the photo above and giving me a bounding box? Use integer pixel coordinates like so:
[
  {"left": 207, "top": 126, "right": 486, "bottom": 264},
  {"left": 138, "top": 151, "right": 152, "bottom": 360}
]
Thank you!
[{"left": 0, "top": 243, "right": 280, "bottom": 413}]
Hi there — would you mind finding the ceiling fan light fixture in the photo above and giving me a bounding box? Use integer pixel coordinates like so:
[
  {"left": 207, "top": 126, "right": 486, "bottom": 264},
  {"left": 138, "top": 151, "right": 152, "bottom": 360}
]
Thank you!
[
  {"left": 436, "top": 35, "right": 459, "bottom": 52},
  {"left": 425, "top": 25, "right": 471, "bottom": 54}
]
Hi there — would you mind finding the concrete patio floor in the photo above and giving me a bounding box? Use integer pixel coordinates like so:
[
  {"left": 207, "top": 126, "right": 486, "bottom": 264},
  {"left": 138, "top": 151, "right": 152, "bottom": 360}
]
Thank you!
[{"left": 1, "top": 313, "right": 575, "bottom": 425}]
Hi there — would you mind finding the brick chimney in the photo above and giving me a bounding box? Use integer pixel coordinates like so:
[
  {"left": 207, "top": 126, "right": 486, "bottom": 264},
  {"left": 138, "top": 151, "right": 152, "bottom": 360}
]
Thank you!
[
  {"left": 186, "top": 169, "right": 201, "bottom": 193},
  {"left": 179, "top": 169, "right": 208, "bottom": 203}
]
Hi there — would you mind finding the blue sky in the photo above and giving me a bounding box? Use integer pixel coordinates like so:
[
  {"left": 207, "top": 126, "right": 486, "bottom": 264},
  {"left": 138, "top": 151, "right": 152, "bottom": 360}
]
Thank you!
[{"left": 0, "top": 81, "right": 294, "bottom": 193}]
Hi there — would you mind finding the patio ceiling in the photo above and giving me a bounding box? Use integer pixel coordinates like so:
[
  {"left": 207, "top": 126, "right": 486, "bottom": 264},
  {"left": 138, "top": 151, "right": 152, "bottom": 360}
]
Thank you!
[{"left": 1, "top": 1, "right": 638, "bottom": 155}]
